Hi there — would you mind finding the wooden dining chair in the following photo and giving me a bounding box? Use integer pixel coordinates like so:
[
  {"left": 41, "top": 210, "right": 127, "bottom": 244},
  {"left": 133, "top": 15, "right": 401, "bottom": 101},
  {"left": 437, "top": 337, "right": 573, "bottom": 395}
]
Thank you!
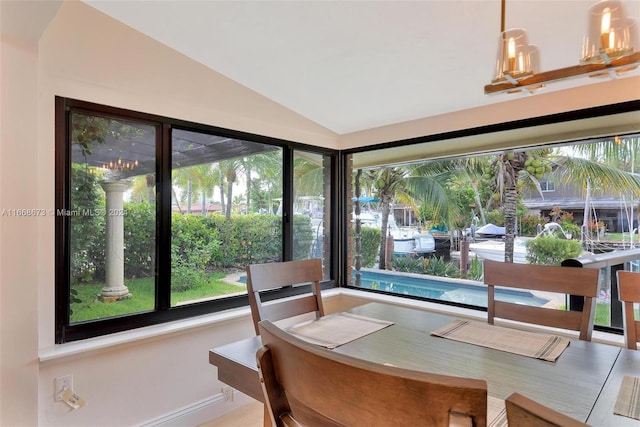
[
  {"left": 505, "top": 392, "right": 588, "bottom": 426},
  {"left": 617, "top": 270, "right": 640, "bottom": 350},
  {"left": 484, "top": 260, "right": 599, "bottom": 341},
  {"left": 246, "top": 258, "right": 325, "bottom": 335},
  {"left": 256, "top": 319, "right": 488, "bottom": 427}
]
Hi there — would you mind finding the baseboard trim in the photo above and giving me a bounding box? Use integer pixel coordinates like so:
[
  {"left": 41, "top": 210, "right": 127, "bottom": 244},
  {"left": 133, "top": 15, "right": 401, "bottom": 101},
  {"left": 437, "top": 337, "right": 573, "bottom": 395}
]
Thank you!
[{"left": 138, "top": 391, "right": 255, "bottom": 427}]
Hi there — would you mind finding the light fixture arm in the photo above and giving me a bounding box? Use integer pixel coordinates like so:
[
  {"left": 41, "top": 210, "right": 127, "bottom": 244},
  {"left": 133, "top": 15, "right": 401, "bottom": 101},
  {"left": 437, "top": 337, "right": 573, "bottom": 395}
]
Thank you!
[{"left": 486, "top": 0, "right": 639, "bottom": 95}]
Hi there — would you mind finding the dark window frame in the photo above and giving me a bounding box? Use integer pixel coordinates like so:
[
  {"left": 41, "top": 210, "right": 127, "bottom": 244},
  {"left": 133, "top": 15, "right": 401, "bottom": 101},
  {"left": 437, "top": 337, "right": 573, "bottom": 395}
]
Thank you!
[
  {"left": 55, "top": 97, "right": 338, "bottom": 343},
  {"left": 340, "top": 100, "right": 640, "bottom": 335}
]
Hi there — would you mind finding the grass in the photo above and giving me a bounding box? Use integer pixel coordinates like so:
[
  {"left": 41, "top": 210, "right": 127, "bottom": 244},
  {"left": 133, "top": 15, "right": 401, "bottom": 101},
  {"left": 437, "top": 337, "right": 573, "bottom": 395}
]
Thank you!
[
  {"left": 553, "top": 301, "right": 610, "bottom": 327},
  {"left": 71, "top": 272, "right": 244, "bottom": 323},
  {"left": 601, "top": 232, "right": 639, "bottom": 242},
  {"left": 595, "top": 302, "right": 610, "bottom": 326}
]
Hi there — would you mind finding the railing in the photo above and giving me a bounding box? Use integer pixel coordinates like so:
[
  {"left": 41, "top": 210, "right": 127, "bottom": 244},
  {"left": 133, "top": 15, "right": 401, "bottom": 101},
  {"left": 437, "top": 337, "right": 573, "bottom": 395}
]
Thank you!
[{"left": 561, "top": 248, "right": 640, "bottom": 330}]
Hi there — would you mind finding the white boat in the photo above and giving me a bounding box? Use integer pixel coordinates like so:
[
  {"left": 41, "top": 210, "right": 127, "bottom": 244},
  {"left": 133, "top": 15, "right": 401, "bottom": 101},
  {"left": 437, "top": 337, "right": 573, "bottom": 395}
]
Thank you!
[
  {"left": 469, "top": 238, "right": 529, "bottom": 264},
  {"left": 356, "top": 210, "right": 435, "bottom": 257},
  {"left": 394, "top": 233, "right": 436, "bottom": 257}
]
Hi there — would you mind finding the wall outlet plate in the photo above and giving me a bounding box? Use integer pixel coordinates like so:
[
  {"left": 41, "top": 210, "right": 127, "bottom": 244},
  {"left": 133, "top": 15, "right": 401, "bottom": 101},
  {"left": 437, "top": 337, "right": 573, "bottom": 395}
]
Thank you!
[
  {"left": 222, "top": 386, "right": 234, "bottom": 402},
  {"left": 55, "top": 375, "right": 73, "bottom": 401}
]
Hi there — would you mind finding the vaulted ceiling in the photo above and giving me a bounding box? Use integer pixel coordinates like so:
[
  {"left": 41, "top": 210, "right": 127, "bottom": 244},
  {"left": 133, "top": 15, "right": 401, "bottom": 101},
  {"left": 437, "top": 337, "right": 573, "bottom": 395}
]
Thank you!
[{"left": 82, "top": 0, "right": 640, "bottom": 135}]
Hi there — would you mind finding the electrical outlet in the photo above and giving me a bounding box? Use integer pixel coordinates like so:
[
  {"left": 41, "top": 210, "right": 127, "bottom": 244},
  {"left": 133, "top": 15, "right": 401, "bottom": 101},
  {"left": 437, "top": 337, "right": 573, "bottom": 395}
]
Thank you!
[
  {"left": 222, "top": 386, "right": 234, "bottom": 402},
  {"left": 55, "top": 375, "right": 73, "bottom": 402}
]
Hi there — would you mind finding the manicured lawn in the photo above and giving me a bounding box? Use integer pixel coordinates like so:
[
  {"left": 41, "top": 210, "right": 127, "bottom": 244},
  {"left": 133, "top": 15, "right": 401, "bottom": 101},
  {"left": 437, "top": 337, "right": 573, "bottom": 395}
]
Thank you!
[
  {"left": 594, "top": 302, "right": 610, "bottom": 326},
  {"left": 71, "top": 272, "right": 244, "bottom": 323}
]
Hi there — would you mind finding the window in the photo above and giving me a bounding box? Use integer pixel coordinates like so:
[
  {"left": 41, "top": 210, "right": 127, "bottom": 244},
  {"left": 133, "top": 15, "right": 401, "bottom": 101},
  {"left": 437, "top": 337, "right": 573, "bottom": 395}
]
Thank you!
[
  {"left": 343, "top": 107, "right": 640, "bottom": 334},
  {"left": 540, "top": 180, "right": 555, "bottom": 192},
  {"left": 55, "top": 98, "right": 336, "bottom": 342}
]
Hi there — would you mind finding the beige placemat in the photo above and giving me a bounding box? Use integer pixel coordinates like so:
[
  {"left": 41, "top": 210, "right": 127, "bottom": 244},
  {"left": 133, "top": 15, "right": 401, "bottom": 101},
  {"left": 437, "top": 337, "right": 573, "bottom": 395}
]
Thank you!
[
  {"left": 287, "top": 312, "right": 394, "bottom": 349},
  {"left": 614, "top": 375, "right": 640, "bottom": 420},
  {"left": 488, "top": 396, "right": 508, "bottom": 427},
  {"left": 431, "top": 319, "right": 570, "bottom": 362}
]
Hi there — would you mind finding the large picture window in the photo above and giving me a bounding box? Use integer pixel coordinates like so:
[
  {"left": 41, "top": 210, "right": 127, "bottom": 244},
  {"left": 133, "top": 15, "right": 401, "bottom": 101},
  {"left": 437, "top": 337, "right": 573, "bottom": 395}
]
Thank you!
[
  {"left": 56, "top": 98, "right": 336, "bottom": 342},
  {"left": 346, "top": 130, "right": 640, "bottom": 334}
]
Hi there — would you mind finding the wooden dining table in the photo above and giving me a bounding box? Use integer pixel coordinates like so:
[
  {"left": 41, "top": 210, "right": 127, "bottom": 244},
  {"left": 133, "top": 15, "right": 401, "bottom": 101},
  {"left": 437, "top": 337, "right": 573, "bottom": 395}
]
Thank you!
[{"left": 209, "top": 302, "right": 639, "bottom": 426}]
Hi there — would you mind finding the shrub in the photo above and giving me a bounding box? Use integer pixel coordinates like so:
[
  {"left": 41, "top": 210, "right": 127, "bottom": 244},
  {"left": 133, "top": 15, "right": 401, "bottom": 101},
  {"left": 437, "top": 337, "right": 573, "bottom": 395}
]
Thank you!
[
  {"left": 355, "top": 226, "right": 381, "bottom": 268},
  {"left": 424, "top": 256, "right": 461, "bottom": 278},
  {"left": 519, "top": 214, "right": 543, "bottom": 237},
  {"left": 525, "top": 235, "right": 583, "bottom": 265},
  {"left": 171, "top": 213, "right": 220, "bottom": 291},
  {"left": 466, "top": 256, "right": 483, "bottom": 281},
  {"left": 485, "top": 210, "right": 504, "bottom": 226},
  {"left": 292, "top": 214, "right": 314, "bottom": 260},
  {"left": 70, "top": 164, "right": 105, "bottom": 285},
  {"left": 392, "top": 255, "right": 461, "bottom": 278},
  {"left": 123, "top": 202, "right": 155, "bottom": 278},
  {"left": 392, "top": 255, "right": 427, "bottom": 274},
  {"left": 205, "top": 214, "right": 282, "bottom": 267}
]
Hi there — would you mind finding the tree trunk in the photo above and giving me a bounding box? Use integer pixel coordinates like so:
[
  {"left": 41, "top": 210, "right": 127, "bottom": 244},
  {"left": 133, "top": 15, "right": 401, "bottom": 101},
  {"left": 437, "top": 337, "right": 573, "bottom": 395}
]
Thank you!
[
  {"left": 378, "top": 200, "right": 392, "bottom": 270},
  {"left": 219, "top": 184, "right": 225, "bottom": 215},
  {"left": 245, "top": 167, "right": 252, "bottom": 214},
  {"left": 226, "top": 181, "right": 233, "bottom": 219},
  {"left": 503, "top": 184, "right": 518, "bottom": 263},
  {"left": 186, "top": 178, "right": 192, "bottom": 214}
]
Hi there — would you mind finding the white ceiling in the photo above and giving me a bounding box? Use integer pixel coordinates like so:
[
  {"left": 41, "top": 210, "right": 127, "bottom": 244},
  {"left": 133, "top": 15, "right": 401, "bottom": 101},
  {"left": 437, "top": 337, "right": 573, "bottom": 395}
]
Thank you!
[{"left": 83, "top": 0, "right": 640, "bottom": 134}]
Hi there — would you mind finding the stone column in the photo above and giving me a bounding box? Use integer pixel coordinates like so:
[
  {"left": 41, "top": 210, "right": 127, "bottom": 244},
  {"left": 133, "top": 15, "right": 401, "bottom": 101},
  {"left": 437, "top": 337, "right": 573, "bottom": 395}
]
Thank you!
[{"left": 98, "top": 180, "right": 132, "bottom": 301}]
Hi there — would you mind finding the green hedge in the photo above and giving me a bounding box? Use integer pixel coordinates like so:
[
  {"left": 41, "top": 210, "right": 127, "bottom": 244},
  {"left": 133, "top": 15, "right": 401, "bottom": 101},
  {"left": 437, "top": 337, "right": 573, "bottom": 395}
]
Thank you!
[
  {"left": 353, "top": 226, "right": 381, "bottom": 268},
  {"left": 171, "top": 213, "right": 220, "bottom": 291},
  {"left": 72, "top": 203, "right": 314, "bottom": 287},
  {"left": 525, "top": 235, "right": 583, "bottom": 265}
]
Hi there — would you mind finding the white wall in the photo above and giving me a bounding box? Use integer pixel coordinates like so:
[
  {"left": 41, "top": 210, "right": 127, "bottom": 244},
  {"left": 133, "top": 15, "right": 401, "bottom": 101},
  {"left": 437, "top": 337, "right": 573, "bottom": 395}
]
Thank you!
[
  {"left": 1, "top": 32, "right": 41, "bottom": 427},
  {"left": 1, "top": 0, "right": 639, "bottom": 425}
]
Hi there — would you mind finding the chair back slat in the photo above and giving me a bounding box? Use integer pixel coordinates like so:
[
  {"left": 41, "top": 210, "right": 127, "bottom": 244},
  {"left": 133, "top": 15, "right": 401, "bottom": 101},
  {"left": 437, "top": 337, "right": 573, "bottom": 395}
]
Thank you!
[
  {"left": 247, "top": 258, "right": 324, "bottom": 335},
  {"left": 257, "top": 320, "right": 488, "bottom": 427},
  {"left": 258, "top": 295, "right": 321, "bottom": 324},
  {"left": 493, "top": 301, "right": 583, "bottom": 331},
  {"left": 247, "top": 258, "right": 323, "bottom": 291},
  {"left": 617, "top": 271, "right": 640, "bottom": 350},
  {"left": 484, "top": 261, "right": 599, "bottom": 341},
  {"left": 484, "top": 261, "right": 598, "bottom": 296}
]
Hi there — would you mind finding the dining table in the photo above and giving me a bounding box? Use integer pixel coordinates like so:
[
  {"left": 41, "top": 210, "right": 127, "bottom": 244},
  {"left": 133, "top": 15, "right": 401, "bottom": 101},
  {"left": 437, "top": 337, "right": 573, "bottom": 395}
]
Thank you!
[{"left": 209, "top": 302, "right": 639, "bottom": 426}]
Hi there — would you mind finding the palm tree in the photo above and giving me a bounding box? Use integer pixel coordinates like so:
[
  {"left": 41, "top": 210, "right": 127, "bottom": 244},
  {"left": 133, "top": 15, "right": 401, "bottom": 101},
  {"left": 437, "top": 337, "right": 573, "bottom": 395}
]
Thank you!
[
  {"left": 183, "top": 164, "right": 217, "bottom": 216},
  {"left": 173, "top": 168, "right": 196, "bottom": 213},
  {"left": 488, "top": 145, "right": 640, "bottom": 262},
  {"left": 363, "top": 163, "right": 457, "bottom": 270},
  {"left": 486, "top": 152, "right": 530, "bottom": 263},
  {"left": 219, "top": 159, "right": 243, "bottom": 219},
  {"left": 294, "top": 154, "right": 324, "bottom": 199},
  {"left": 241, "top": 151, "right": 282, "bottom": 213}
]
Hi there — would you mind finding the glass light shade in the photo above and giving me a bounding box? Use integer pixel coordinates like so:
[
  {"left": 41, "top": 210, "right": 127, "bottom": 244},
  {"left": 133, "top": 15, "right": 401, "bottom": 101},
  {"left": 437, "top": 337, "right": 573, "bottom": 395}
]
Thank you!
[
  {"left": 492, "top": 29, "right": 537, "bottom": 83},
  {"left": 581, "top": 0, "right": 635, "bottom": 64}
]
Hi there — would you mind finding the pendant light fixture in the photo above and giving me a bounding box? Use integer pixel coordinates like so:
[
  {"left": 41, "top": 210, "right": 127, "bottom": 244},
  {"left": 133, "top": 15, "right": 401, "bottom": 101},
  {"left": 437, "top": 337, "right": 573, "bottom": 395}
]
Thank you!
[
  {"left": 485, "top": 0, "right": 639, "bottom": 95},
  {"left": 491, "top": 0, "right": 540, "bottom": 90}
]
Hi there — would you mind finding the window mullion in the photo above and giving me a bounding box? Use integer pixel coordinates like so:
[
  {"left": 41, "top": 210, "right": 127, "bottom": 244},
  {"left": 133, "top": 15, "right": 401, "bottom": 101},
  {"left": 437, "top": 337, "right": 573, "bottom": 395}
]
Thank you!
[{"left": 157, "top": 123, "right": 172, "bottom": 310}]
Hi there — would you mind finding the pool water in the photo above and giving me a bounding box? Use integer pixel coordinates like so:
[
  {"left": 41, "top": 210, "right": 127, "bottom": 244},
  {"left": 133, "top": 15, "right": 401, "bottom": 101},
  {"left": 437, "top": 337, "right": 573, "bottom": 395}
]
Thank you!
[{"left": 352, "top": 270, "right": 549, "bottom": 307}]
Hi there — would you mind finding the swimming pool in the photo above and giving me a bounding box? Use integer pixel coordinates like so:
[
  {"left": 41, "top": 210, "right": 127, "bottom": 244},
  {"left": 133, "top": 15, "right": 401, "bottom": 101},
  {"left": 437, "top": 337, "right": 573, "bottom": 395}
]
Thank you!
[{"left": 352, "top": 270, "right": 550, "bottom": 307}]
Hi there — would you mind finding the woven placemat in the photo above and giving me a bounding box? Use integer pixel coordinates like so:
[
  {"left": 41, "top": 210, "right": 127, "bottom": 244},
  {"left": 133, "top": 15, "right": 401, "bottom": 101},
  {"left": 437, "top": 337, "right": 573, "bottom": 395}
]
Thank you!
[
  {"left": 288, "top": 312, "right": 393, "bottom": 349},
  {"left": 431, "top": 319, "right": 570, "bottom": 362},
  {"left": 614, "top": 375, "right": 640, "bottom": 420}
]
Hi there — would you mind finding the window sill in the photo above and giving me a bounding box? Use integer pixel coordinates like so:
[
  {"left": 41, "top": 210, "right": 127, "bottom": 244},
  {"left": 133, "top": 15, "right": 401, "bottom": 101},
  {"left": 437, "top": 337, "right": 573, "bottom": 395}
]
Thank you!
[
  {"left": 39, "top": 287, "right": 625, "bottom": 364},
  {"left": 39, "top": 305, "right": 253, "bottom": 364}
]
